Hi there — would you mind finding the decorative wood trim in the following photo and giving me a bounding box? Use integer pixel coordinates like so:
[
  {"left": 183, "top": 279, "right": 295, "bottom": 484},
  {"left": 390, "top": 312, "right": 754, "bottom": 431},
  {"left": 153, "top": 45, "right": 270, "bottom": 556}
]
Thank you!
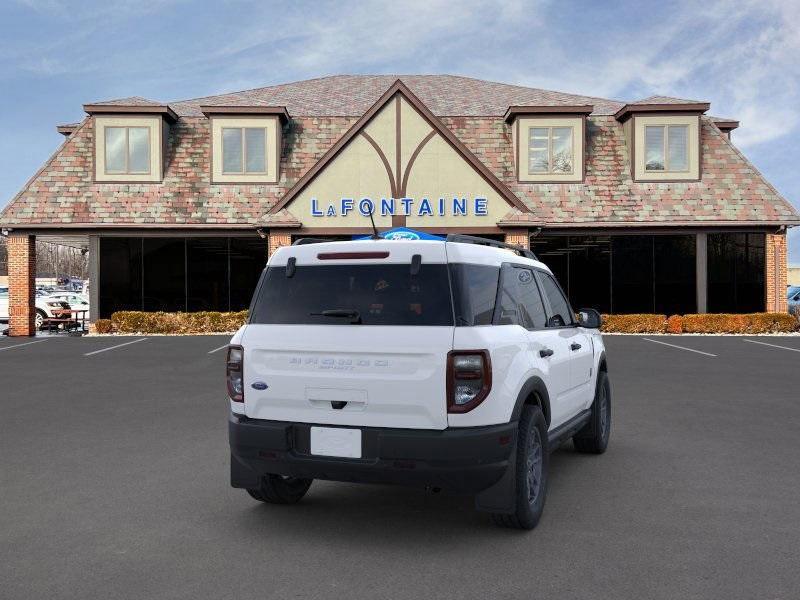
[
  {"left": 200, "top": 105, "right": 290, "bottom": 123},
  {"left": 614, "top": 102, "right": 710, "bottom": 122},
  {"left": 504, "top": 104, "right": 593, "bottom": 122},
  {"left": 360, "top": 131, "right": 398, "bottom": 199},
  {"left": 84, "top": 103, "right": 178, "bottom": 122},
  {"left": 268, "top": 79, "right": 530, "bottom": 215},
  {"left": 399, "top": 130, "right": 436, "bottom": 197}
]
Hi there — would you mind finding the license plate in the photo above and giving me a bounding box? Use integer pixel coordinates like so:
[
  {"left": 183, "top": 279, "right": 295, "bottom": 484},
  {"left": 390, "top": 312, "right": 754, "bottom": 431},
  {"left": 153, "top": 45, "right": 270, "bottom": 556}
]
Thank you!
[{"left": 310, "top": 427, "right": 362, "bottom": 458}]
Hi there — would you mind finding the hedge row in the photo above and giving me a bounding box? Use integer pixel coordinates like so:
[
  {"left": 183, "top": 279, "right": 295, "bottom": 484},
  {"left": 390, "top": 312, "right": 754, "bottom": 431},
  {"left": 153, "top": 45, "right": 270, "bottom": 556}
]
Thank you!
[
  {"left": 109, "top": 311, "right": 248, "bottom": 334},
  {"left": 94, "top": 310, "right": 798, "bottom": 334},
  {"left": 600, "top": 313, "right": 799, "bottom": 334}
]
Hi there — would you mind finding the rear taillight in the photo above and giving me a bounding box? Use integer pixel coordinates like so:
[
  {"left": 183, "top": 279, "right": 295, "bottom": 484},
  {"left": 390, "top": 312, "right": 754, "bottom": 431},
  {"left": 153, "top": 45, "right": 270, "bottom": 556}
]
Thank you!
[
  {"left": 447, "top": 350, "right": 492, "bottom": 413},
  {"left": 227, "top": 345, "right": 244, "bottom": 402}
]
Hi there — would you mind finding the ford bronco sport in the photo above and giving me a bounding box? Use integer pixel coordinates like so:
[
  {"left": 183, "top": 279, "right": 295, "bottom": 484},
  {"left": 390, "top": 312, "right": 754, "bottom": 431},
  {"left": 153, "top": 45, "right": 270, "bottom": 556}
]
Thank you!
[{"left": 228, "top": 234, "right": 610, "bottom": 529}]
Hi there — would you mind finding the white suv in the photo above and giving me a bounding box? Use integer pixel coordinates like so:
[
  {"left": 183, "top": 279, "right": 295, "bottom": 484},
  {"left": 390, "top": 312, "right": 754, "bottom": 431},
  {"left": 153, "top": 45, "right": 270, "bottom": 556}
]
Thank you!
[{"left": 228, "top": 235, "right": 610, "bottom": 529}]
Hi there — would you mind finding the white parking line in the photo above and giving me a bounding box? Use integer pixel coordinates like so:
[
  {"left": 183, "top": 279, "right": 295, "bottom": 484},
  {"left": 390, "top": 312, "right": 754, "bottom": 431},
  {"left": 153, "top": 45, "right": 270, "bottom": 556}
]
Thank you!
[
  {"left": 0, "top": 339, "right": 49, "bottom": 352},
  {"left": 207, "top": 344, "right": 229, "bottom": 355},
  {"left": 84, "top": 338, "right": 147, "bottom": 356},
  {"left": 743, "top": 339, "right": 800, "bottom": 353},
  {"left": 642, "top": 337, "right": 717, "bottom": 357}
]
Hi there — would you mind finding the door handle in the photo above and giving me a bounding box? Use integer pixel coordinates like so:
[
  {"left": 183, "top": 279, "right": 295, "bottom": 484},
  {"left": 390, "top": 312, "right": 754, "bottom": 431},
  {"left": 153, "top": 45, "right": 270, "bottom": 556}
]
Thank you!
[
  {"left": 539, "top": 348, "right": 554, "bottom": 358},
  {"left": 570, "top": 343, "right": 582, "bottom": 351}
]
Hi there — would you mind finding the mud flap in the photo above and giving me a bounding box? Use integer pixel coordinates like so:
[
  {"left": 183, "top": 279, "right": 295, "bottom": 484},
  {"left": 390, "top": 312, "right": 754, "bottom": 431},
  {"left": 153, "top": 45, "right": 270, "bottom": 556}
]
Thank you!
[{"left": 473, "top": 444, "right": 517, "bottom": 514}]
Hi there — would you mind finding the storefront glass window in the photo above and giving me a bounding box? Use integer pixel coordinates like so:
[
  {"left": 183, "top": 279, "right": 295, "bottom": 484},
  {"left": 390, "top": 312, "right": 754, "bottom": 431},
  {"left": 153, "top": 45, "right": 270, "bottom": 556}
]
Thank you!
[
  {"left": 143, "top": 239, "right": 186, "bottom": 312},
  {"left": 188, "top": 238, "right": 229, "bottom": 311},
  {"left": 99, "top": 237, "right": 143, "bottom": 317},
  {"left": 708, "top": 233, "right": 765, "bottom": 313},
  {"left": 534, "top": 234, "right": 697, "bottom": 315},
  {"left": 99, "top": 236, "right": 265, "bottom": 317}
]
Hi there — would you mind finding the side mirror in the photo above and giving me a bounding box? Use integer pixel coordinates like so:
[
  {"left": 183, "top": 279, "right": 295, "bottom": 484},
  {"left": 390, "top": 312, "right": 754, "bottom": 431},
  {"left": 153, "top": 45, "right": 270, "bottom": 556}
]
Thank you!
[{"left": 578, "top": 308, "right": 602, "bottom": 329}]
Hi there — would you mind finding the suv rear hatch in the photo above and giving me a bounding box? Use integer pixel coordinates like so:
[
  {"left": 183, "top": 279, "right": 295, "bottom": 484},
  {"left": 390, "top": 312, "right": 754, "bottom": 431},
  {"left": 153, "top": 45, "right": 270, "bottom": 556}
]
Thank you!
[{"left": 242, "top": 241, "right": 453, "bottom": 430}]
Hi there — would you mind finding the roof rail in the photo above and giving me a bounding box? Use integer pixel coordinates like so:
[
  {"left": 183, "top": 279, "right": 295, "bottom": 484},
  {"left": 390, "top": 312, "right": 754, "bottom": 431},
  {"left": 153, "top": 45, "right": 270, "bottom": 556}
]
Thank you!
[
  {"left": 291, "top": 237, "right": 340, "bottom": 246},
  {"left": 445, "top": 234, "right": 538, "bottom": 261}
]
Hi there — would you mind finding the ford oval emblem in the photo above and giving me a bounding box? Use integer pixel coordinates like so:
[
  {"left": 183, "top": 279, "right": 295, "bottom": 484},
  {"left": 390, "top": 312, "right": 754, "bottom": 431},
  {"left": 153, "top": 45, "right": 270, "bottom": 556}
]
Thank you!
[{"left": 251, "top": 381, "right": 268, "bottom": 390}]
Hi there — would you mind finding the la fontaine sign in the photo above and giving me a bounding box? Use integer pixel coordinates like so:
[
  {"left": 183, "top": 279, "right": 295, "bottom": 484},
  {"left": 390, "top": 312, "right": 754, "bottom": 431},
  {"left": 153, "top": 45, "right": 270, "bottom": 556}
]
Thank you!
[{"left": 310, "top": 197, "right": 489, "bottom": 218}]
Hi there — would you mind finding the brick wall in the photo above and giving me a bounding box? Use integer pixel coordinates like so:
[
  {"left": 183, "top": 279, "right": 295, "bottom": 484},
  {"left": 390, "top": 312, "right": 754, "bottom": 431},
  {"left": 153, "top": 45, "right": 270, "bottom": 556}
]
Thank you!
[
  {"left": 765, "top": 233, "right": 788, "bottom": 313},
  {"left": 268, "top": 230, "right": 292, "bottom": 257},
  {"left": 7, "top": 234, "right": 36, "bottom": 336},
  {"left": 504, "top": 229, "right": 529, "bottom": 250}
]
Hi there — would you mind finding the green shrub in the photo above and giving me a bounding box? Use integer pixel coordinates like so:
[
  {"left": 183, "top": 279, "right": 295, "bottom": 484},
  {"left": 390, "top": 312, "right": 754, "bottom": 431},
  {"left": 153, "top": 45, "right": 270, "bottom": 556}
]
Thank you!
[{"left": 110, "top": 311, "right": 248, "bottom": 334}]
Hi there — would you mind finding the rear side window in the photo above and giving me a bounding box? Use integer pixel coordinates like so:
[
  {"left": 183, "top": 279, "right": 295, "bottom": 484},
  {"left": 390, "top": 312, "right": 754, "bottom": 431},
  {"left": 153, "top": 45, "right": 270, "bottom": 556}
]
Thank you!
[
  {"left": 497, "top": 266, "right": 547, "bottom": 329},
  {"left": 538, "top": 271, "right": 574, "bottom": 326},
  {"left": 250, "top": 264, "right": 453, "bottom": 326},
  {"left": 449, "top": 264, "right": 499, "bottom": 326}
]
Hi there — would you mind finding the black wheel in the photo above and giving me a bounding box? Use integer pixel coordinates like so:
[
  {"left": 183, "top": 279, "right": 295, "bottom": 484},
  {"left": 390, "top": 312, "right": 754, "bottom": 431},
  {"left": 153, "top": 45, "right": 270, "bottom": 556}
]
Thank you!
[
  {"left": 246, "top": 475, "right": 312, "bottom": 505},
  {"left": 491, "top": 404, "right": 549, "bottom": 530},
  {"left": 573, "top": 371, "right": 611, "bottom": 454}
]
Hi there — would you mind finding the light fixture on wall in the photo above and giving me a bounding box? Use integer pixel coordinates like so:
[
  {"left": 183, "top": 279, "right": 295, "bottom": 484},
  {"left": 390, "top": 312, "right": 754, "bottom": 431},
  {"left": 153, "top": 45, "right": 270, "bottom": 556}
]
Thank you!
[
  {"left": 256, "top": 228, "right": 267, "bottom": 239},
  {"left": 0, "top": 228, "right": 10, "bottom": 236}
]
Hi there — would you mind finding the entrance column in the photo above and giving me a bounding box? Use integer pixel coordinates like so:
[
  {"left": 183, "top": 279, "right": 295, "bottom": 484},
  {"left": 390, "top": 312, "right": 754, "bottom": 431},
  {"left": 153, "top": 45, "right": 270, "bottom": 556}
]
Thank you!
[
  {"left": 268, "top": 230, "right": 292, "bottom": 258},
  {"left": 88, "top": 235, "right": 100, "bottom": 322},
  {"left": 504, "top": 228, "right": 530, "bottom": 250},
  {"left": 8, "top": 233, "right": 36, "bottom": 336},
  {"left": 696, "top": 233, "right": 707, "bottom": 313},
  {"left": 765, "top": 232, "right": 788, "bottom": 312}
]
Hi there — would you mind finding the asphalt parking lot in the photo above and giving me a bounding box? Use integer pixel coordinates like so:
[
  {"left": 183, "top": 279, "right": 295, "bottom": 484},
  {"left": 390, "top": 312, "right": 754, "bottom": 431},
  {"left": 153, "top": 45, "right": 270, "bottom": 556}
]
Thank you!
[{"left": 2, "top": 334, "right": 799, "bottom": 599}]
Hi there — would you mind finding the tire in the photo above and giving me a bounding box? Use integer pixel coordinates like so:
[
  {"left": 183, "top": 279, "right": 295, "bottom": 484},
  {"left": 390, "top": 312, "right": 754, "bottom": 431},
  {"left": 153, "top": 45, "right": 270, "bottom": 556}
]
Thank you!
[
  {"left": 491, "top": 404, "right": 549, "bottom": 530},
  {"left": 573, "top": 371, "right": 611, "bottom": 454},
  {"left": 35, "top": 309, "right": 46, "bottom": 330},
  {"left": 246, "top": 475, "right": 312, "bottom": 505}
]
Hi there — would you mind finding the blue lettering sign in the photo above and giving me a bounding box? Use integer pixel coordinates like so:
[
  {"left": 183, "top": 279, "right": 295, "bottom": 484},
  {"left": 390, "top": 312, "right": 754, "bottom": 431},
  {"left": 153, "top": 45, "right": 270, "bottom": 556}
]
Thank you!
[
  {"left": 359, "top": 198, "right": 375, "bottom": 216},
  {"left": 418, "top": 198, "right": 433, "bottom": 216},
  {"left": 309, "top": 197, "right": 490, "bottom": 218},
  {"left": 381, "top": 198, "right": 395, "bottom": 216}
]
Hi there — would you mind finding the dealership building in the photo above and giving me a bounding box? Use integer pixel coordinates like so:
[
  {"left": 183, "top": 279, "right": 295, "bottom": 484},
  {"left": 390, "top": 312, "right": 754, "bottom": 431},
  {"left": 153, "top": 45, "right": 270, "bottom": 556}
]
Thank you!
[{"left": 1, "top": 75, "right": 797, "bottom": 335}]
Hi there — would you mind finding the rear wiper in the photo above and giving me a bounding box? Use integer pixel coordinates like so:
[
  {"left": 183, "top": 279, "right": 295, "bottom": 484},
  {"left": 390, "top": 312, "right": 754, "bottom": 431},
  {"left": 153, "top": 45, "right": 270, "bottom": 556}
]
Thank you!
[{"left": 310, "top": 309, "right": 362, "bottom": 324}]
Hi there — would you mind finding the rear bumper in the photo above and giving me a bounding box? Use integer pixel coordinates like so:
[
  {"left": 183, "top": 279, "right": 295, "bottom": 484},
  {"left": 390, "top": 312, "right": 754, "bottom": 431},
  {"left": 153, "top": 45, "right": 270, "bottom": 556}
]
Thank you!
[{"left": 229, "top": 413, "right": 516, "bottom": 494}]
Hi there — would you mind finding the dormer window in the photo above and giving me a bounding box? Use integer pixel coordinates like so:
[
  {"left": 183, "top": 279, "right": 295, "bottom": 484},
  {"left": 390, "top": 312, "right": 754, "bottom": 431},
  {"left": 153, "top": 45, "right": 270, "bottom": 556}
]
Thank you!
[
  {"left": 528, "top": 126, "right": 574, "bottom": 174},
  {"left": 505, "top": 106, "right": 591, "bottom": 183},
  {"left": 84, "top": 101, "right": 175, "bottom": 183},
  {"left": 92, "top": 116, "right": 165, "bottom": 182},
  {"left": 105, "top": 126, "right": 151, "bottom": 174},
  {"left": 201, "top": 106, "right": 289, "bottom": 184},
  {"left": 644, "top": 124, "right": 688, "bottom": 172},
  {"left": 222, "top": 127, "right": 268, "bottom": 174}
]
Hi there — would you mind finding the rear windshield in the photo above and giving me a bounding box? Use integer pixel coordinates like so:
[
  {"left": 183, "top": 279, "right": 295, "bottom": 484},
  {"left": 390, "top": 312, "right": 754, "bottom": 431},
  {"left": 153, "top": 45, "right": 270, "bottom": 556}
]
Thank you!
[{"left": 250, "top": 264, "right": 454, "bottom": 326}]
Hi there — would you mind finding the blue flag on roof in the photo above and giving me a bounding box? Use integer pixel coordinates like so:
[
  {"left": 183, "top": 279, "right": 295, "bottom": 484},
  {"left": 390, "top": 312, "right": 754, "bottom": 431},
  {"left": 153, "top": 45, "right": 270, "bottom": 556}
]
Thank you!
[{"left": 354, "top": 227, "right": 445, "bottom": 241}]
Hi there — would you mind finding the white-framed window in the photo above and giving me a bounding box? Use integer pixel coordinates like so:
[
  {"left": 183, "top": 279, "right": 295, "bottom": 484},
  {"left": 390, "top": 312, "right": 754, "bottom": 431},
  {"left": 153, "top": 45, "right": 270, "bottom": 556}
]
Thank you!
[
  {"left": 644, "top": 124, "right": 689, "bottom": 172},
  {"left": 221, "top": 127, "right": 268, "bottom": 174},
  {"left": 528, "top": 126, "right": 574, "bottom": 175},
  {"left": 104, "top": 126, "right": 151, "bottom": 175}
]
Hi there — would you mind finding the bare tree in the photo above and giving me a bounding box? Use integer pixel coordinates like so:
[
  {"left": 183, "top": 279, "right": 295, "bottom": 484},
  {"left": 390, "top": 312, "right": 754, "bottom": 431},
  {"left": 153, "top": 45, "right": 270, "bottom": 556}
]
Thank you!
[{"left": 0, "top": 238, "right": 87, "bottom": 280}]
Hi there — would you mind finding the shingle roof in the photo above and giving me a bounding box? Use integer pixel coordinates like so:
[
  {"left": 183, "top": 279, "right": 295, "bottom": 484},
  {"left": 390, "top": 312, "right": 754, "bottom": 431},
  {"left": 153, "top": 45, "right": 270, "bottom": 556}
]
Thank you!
[
  {"left": 631, "top": 95, "right": 707, "bottom": 105},
  {"left": 2, "top": 75, "right": 796, "bottom": 229},
  {"left": 168, "top": 74, "right": 626, "bottom": 117},
  {"left": 87, "top": 96, "right": 164, "bottom": 107}
]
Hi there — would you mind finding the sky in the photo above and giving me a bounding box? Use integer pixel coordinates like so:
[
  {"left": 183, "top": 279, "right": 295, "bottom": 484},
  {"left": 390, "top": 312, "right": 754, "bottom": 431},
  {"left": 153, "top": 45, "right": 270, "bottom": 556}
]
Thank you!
[{"left": 1, "top": 0, "right": 798, "bottom": 261}]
